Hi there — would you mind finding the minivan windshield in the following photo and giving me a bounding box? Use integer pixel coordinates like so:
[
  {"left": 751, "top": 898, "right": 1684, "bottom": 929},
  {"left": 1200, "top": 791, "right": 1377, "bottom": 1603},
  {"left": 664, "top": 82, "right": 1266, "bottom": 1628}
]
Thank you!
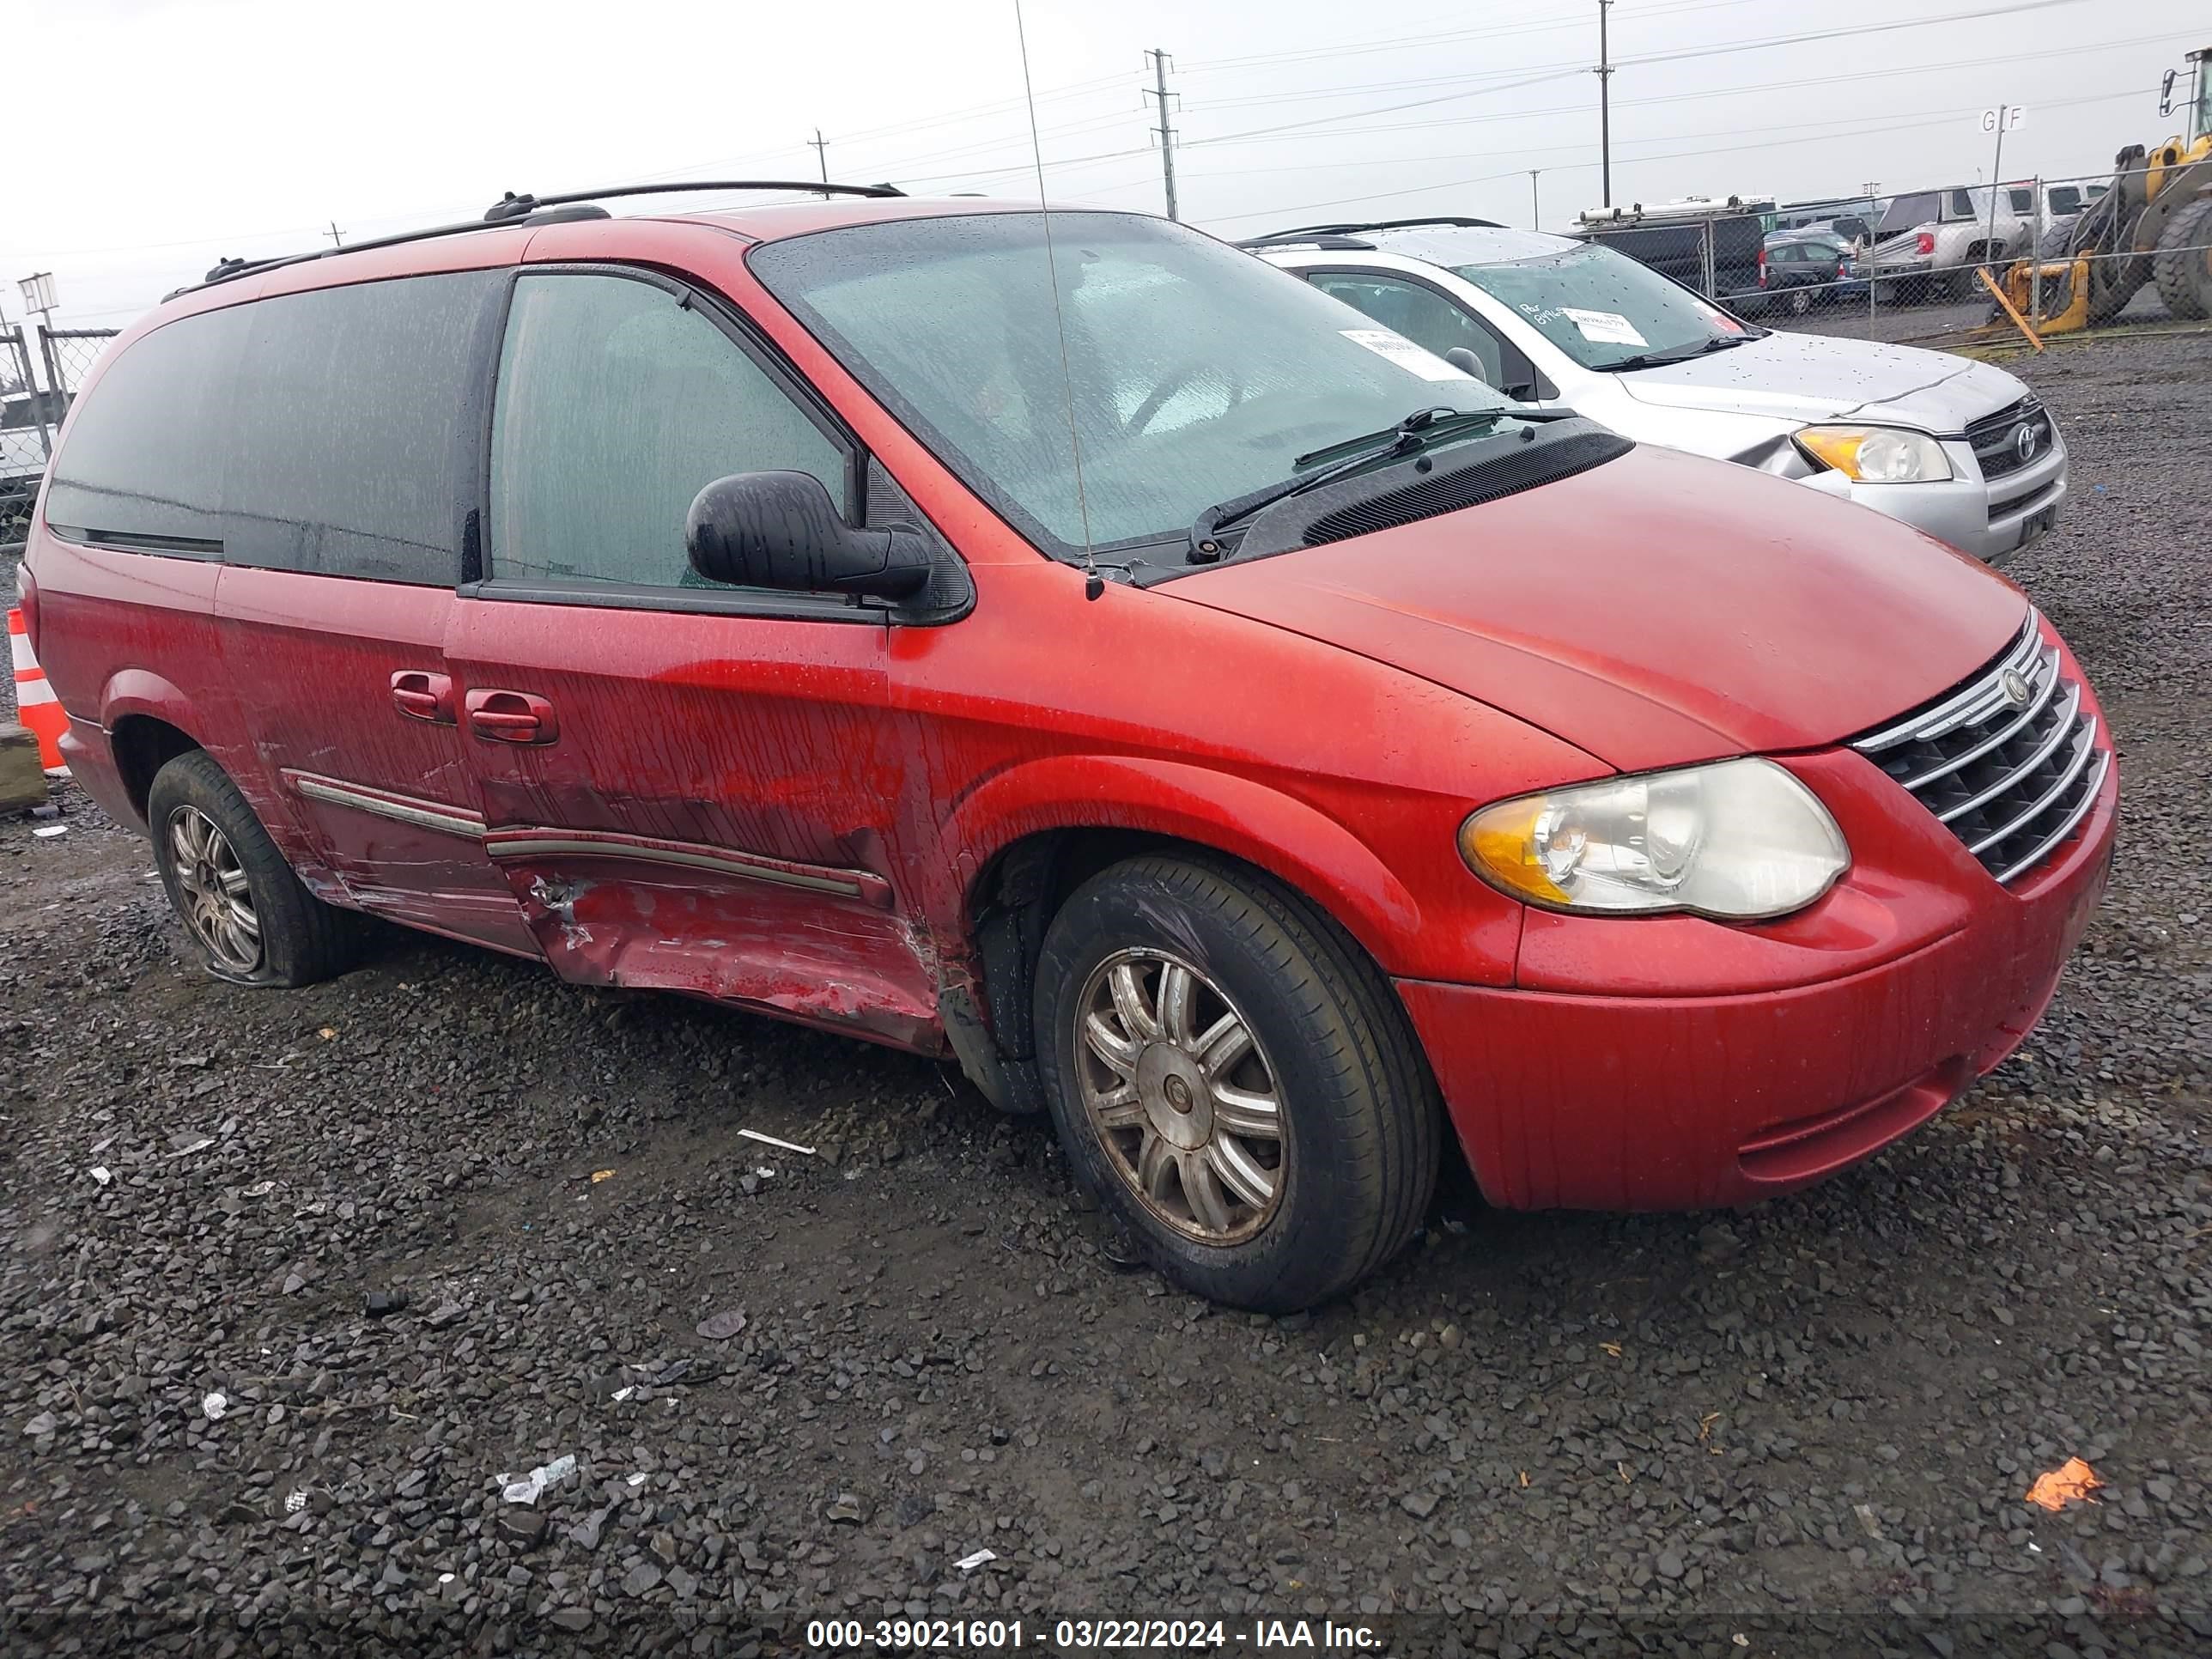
[
  {"left": 750, "top": 211, "right": 1520, "bottom": 556},
  {"left": 1449, "top": 240, "right": 1752, "bottom": 372}
]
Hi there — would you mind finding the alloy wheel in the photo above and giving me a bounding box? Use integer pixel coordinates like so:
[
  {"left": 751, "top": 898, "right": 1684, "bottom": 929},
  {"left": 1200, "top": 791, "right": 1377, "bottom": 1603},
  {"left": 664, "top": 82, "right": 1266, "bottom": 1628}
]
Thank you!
[
  {"left": 167, "top": 805, "right": 262, "bottom": 975},
  {"left": 1073, "top": 948, "right": 1285, "bottom": 1243}
]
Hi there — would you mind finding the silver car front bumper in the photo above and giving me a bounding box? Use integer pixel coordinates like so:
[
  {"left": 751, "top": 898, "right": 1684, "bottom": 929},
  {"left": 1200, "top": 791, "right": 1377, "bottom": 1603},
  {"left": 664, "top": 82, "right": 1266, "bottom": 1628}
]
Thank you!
[{"left": 1804, "top": 424, "right": 2067, "bottom": 564}]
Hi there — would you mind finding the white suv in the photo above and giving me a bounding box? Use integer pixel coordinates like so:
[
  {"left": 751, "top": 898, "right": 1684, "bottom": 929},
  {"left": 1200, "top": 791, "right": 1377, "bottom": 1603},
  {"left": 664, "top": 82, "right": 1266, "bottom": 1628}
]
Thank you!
[{"left": 1247, "top": 216, "right": 2067, "bottom": 563}]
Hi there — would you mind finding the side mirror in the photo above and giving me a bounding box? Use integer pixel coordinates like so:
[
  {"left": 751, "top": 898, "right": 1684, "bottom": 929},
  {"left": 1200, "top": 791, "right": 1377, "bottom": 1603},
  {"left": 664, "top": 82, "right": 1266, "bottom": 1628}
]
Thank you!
[
  {"left": 1443, "top": 346, "right": 1492, "bottom": 385},
  {"left": 685, "top": 471, "right": 932, "bottom": 600},
  {"left": 2160, "top": 68, "right": 2176, "bottom": 118}
]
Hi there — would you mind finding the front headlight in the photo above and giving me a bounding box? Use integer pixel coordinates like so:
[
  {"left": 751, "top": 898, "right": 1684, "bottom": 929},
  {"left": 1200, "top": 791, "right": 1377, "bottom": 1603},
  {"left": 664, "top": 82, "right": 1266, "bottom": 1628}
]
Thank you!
[
  {"left": 1795, "top": 423, "right": 1952, "bottom": 483},
  {"left": 1459, "top": 758, "right": 1850, "bottom": 920}
]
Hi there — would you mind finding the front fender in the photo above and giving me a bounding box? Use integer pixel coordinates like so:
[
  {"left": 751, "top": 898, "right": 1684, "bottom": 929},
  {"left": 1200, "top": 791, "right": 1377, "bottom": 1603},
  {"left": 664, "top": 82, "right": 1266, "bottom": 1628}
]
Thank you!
[{"left": 941, "top": 753, "right": 1518, "bottom": 983}]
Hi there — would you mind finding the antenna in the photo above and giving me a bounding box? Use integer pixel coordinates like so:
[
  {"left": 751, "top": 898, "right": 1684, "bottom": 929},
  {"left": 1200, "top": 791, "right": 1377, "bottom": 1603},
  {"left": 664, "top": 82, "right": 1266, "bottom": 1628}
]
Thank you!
[{"left": 1012, "top": 0, "right": 1098, "bottom": 592}]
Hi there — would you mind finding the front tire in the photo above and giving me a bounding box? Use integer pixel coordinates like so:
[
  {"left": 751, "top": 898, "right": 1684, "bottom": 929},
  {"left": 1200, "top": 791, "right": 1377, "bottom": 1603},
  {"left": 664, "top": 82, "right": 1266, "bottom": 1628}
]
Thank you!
[
  {"left": 148, "top": 750, "right": 362, "bottom": 988},
  {"left": 2152, "top": 198, "right": 2212, "bottom": 322},
  {"left": 1035, "top": 854, "right": 1439, "bottom": 1312}
]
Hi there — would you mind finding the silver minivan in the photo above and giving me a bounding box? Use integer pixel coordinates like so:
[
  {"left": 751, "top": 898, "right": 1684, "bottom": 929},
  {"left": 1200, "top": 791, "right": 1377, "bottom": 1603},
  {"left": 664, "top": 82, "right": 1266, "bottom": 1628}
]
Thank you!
[{"left": 1250, "top": 218, "right": 2066, "bottom": 563}]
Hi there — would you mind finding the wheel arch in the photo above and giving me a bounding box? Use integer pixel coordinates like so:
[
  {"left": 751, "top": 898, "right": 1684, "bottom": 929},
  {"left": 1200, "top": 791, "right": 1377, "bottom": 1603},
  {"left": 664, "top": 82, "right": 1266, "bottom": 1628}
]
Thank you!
[
  {"left": 941, "top": 755, "right": 1431, "bottom": 1113},
  {"left": 101, "top": 669, "right": 211, "bottom": 823}
]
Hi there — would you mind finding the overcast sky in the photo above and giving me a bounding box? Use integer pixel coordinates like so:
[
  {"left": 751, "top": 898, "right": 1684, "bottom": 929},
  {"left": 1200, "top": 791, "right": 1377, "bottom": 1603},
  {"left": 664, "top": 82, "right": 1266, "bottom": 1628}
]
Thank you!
[{"left": 3, "top": 0, "right": 2204, "bottom": 331}]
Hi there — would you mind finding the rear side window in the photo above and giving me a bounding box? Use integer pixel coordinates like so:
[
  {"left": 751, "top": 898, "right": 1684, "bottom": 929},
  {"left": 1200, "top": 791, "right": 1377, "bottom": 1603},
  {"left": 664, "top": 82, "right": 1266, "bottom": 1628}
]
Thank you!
[
  {"left": 487, "top": 271, "right": 848, "bottom": 589},
  {"left": 224, "top": 271, "right": 499, "bottom": 583},
  {"left": 44, "top": 307, "right": 250, "bottom": 550},
  {"left": 46, "top": 271, "right": 495, "bottom": 580},
  {"left": 1877, "top": 193, "right": 1941, "bottom": 234}
]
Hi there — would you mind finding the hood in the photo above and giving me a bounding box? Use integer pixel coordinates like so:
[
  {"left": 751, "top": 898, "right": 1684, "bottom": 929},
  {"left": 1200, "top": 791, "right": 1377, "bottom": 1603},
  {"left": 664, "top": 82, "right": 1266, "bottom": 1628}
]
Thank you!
[
  {"left": 1170, "top": 444, "right": 2027, "bottom": 773},
  {"left": 1612, "top": 329, "right": 2027, "bottom": 433}
]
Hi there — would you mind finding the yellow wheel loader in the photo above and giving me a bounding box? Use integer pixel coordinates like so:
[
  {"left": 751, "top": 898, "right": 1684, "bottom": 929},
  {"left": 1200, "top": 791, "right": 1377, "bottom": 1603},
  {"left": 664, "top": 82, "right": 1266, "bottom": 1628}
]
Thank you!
[{"left": 1984, "top": 46, "right": 2212, "bottom": 334}]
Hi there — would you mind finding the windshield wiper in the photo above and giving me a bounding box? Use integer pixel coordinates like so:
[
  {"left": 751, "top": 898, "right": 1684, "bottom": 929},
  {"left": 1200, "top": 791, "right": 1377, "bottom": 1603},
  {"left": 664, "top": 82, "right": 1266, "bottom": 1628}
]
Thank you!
[
  {"left": 1600, "top": 335, "right": 1754, "bottom": 373},
  {"left": 1187, "top": 405, "right": 1573, "bottom": 563}
]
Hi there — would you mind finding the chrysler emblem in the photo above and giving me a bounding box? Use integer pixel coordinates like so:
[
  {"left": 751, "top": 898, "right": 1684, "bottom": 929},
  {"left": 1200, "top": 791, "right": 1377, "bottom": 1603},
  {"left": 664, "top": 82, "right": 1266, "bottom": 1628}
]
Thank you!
[
  {"left": 2014, "top": 422, "right": 2040, "bottom": 462},
  {"left": 2000, "top": 667, "right": 2032, "bottom": 707}
]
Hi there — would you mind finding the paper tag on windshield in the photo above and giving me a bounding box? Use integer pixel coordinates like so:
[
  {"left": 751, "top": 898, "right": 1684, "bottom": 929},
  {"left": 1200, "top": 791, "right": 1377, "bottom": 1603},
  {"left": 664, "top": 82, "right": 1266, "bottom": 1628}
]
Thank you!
[
  {"left": 1559, "top": 308, "right": 1648, "bottom": 347},
  {"left": 1339, "top": 328, "right": 1474, "bottom": 382}
]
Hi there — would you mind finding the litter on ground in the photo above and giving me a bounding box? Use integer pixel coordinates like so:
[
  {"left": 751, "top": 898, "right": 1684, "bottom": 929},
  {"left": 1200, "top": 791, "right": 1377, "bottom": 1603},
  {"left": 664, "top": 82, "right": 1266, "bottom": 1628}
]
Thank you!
[{"left": 2026, "top": 1457, "right": 2104, "bottom": 1511}]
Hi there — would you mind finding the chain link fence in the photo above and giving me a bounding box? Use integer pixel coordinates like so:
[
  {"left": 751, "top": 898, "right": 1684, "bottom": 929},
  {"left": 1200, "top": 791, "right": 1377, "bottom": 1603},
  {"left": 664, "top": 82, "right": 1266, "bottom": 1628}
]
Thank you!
[
  {"left": 1576, "top": 167, "right": 2209, "bottom": 351},
  {"left": 1, "top": 323, "right": 117, "bottom": 554}
]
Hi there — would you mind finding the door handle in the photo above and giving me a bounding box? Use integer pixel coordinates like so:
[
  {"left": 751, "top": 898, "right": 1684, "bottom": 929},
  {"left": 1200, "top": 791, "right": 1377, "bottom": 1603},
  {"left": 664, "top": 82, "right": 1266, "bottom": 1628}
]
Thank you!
[
  {"left": 465, "top": 688, "right": 558, "bottom": 744},
  {"left": 389, "top": 670, "right": 455, "bottom": 724}
]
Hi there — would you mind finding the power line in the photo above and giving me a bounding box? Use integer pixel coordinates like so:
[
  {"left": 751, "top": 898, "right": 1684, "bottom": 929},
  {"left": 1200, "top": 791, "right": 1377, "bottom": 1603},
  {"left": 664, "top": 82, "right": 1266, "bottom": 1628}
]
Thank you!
[
  {"left": 1177, "top": 0, "right": 1765, "bottom": 76},
  {"left": 1176, "top": 0, "right": 2094, "bottom": 154},
  {"left": 1202, "top": 82, "right": 2151, "bottom": 228},
  {"left": 1166, "top": 29, "right": 2196, "bottom": 151}
]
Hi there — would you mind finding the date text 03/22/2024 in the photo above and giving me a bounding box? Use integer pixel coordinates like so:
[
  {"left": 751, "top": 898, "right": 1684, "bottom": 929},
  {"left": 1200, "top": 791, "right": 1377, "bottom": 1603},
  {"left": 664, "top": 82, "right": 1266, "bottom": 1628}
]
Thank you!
[{"left": 804, "top": 1618, "right": 1383, "bottom": 1650}]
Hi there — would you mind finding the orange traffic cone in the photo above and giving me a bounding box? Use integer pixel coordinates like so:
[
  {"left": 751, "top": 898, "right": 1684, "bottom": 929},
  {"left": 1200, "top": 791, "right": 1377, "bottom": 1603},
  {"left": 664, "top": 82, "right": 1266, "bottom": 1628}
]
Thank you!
[{"left": 9, "top": 608, "right": 69, "bottom": 775}]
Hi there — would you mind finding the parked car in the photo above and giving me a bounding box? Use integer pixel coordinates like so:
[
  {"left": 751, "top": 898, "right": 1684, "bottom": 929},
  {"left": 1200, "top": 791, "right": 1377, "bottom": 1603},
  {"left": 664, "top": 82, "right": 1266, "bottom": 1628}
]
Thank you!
[
  {"left": 21, "top": 191, "right": 2115, "bottom": 1311},
  {"left": 1771, "top": 197, "right": 1881, "bottom": 246},
  {"left": 1248, "top": 218, "right": 2067, "bottom": 562},
  {"left": 1757, "top": 229, "right": 1870, "bottom": 313}
]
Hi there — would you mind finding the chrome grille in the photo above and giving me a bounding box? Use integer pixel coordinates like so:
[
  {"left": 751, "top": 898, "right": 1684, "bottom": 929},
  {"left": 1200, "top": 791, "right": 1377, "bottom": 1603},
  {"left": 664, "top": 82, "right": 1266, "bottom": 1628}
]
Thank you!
[
  {"left": 1963, "top": 395, "right": 2054, "bottom": 483},
  {"left": 1851, "top": 610, "right": 2107, "bottom": 886}
]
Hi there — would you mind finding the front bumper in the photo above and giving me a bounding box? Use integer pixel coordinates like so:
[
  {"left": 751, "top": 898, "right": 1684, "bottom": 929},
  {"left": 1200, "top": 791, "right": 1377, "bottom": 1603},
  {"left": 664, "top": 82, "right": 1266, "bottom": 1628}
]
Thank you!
[
  {"left": 1398, "top": 740, "right": 2117, "bottom": 1213},
  {"left": 1807, "top": 424, "right": 2068, "bottom": 565}
]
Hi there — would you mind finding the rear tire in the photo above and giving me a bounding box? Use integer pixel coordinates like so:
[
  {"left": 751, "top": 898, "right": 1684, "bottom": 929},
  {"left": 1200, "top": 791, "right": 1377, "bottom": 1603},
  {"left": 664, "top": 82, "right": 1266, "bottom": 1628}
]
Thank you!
[
  {"left": 148, "top": 750, "right": 362, "bottom": 988},
  {"left": 1034, "top": 854, "right": 1440, "bottom": 1313},
  {"left": 1786, "top": 286, "right": 1812, "bottom": 316},
  {"left": 2152, "top": 198, "right": 2212, "bottom": 322}
]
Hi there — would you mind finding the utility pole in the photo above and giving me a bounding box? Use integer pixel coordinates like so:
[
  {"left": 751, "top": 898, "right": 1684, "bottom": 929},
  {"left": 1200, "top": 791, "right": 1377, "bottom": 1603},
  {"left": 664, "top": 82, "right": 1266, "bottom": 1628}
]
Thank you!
[
  {"left": 1528, "top": 169, "right": 1542, "bottom": 230},
  {"left": 1595, "top": 0, "right": 1614, "bottom": 208},
  {"left": 325, "top": 221, "right": 344, "bottom": 248},
  {"left": 808, "top": 128, "right": 831, "bottom": 197},
  {"left": 1143, "top": 48, "right": 1180, "bottom": 222}
]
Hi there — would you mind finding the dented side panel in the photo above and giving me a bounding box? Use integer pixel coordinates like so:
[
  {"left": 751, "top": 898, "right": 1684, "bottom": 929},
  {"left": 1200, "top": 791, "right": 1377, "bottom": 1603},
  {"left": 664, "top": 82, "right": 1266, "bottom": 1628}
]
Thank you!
[
  {"left": 444, "top": 595, "right": 949, "bottom": 1051},
  {"left": 215, "top": 566, "right": 543, "bottom": 954}
]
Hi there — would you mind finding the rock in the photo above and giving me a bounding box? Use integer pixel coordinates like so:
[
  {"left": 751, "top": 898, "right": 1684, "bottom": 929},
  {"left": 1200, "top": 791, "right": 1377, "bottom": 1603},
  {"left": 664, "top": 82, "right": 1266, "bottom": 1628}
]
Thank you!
[
  {"left": 548, "top": 1607, "right": 592, "bottom": 1632},
  {"left": 499, "top": 1510, "right": 548, "bottom": 1547},
  {"left": 22, "top": 1411, "right": 57, "bottom": 1438},
  {"left": 0, "top": 726, "right": 46, "bottom": 814},
  {"left": 1657, "top": 1550, "right": 1686, "bottom": 1581},
  {"left": 1401, "top": 1492, "right": 1438, "bottom": 1519},
  {"left": 622, "top": 1562, "right": 663, "bottom": 1598},
  {"left": 1695, "top": 1224, "right": 1742, "bottom": 1264}
]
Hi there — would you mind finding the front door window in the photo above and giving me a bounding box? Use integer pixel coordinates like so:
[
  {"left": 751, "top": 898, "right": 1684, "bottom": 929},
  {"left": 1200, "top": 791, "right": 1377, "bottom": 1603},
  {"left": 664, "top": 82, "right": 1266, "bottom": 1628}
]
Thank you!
[{"left": 488, "top": 271, "right": 848, "bottom": 590}]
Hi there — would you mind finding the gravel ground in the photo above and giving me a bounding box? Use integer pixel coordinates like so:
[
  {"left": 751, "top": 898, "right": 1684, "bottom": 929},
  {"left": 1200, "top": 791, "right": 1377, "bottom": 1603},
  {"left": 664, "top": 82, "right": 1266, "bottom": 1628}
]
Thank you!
[{"left": 3, "top": 331, "right": 2209, "bottom": 1658}]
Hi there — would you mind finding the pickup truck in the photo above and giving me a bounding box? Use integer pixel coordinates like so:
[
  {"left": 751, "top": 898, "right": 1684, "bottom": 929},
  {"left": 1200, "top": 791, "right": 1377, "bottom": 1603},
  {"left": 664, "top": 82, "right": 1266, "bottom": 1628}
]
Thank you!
[{"left": 1865, "top": 183, "right": 2104, "bottom": 301}]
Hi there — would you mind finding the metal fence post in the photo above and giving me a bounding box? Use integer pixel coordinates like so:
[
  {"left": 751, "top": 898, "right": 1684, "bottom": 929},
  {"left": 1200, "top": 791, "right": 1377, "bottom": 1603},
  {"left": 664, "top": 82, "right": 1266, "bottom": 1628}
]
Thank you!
[
  {"left": 1701, "top": 218, "right": 1717, "bottom": 298},
  {"left": 2030, "top": 174, "right": 2045, "bottom": 335},
  {"left": 36, "top": 329, "right": 64, "bottom": 416}
]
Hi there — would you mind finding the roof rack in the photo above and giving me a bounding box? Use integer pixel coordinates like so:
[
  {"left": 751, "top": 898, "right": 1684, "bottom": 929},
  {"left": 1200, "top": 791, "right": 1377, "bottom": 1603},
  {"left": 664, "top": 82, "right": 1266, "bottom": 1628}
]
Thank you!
[
  {"left": 1236, "top": 215, "right": 1507, "bottom": 252},
  {"left": 165, "top": 178, "right": 908, "bottom": 301}
]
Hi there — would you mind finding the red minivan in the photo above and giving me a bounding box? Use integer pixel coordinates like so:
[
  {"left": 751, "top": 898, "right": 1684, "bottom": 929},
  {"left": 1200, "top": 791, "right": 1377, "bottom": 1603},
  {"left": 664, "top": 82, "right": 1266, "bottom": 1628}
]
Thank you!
[{"left": 21, "top": 187, "right": 2115, "bottom": 1310}]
